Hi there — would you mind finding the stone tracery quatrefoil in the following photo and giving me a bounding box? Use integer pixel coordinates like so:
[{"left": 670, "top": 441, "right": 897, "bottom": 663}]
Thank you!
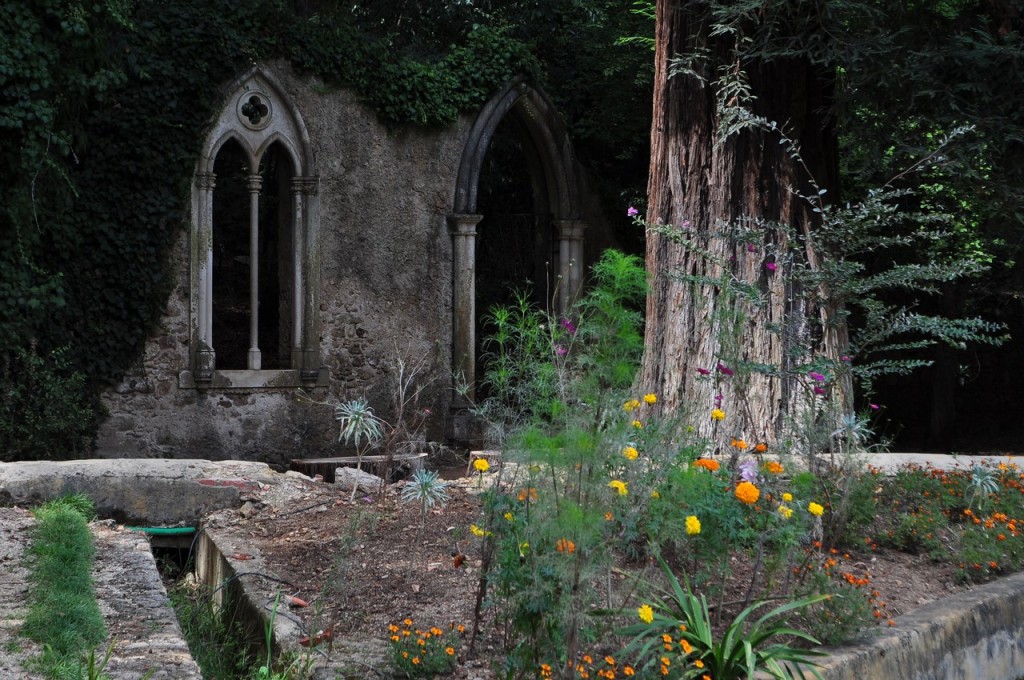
[{"left": 236, "top": 90, "right": 273, "bottom": 130}]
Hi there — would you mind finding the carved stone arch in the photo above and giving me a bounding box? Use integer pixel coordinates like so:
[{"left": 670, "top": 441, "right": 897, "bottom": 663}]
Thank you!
[
  {"left": 449, "top": 79, "right": 588, "bottom": 402},
  {"left": 182, "top": 64, "right": 323, "bottom": 389}
]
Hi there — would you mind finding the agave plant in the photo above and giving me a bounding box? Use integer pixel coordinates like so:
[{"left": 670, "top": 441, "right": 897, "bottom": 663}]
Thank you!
[
  {"left": 334, "top": 398, "right": 384, "bottom": 499},
  {"left": 622, "top": 554, "right": 826, "bottom": 680}
]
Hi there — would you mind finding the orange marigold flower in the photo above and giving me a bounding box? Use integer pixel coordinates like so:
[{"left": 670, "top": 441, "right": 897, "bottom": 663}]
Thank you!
[
  {"left": 764, "top": 460, "right": 784, "bottom": 474},
  {"left": 730, "top": 438, "right": 748, "bottom": 450},
  {"left": 605, "top": 656, "right": 616, "bottom": 666},
  {"left": 623, "top": 667, "right": 635, "bottom": 677},
  {"left": 412, "top": 657, "right": 420, "bottom": 665},
  {"left": 446, "top": 647, "right": 455, "bottom": 656},
  {"left": 403, "top": 618, "right": 413, "bottom": 626},
  {"left": 754, "top": 442, "right": 768, "bottom": 453},
  {"left": 605, "top": 511, "right": 614, "bottom": 521},
  {"left": 735, "top": 481, "right": 760, "bottom": 504},
  {"left": 555, "top": 538, "right": 576, "bottom": 554},
  {"left": 694, "top": 659, "right": 705, "bottom": 669},
  {"left": 693, "top": 458, "right": 720, "bottom": 472},
  {"left": 680, "top": 638, "right": 693, "bottom": 654}
]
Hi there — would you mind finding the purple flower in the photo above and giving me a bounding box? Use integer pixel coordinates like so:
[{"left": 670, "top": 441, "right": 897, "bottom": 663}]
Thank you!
[
  {"left": 808, "top": 371, "right": 825, "bottom": 382},
  {"left": 717, "top": 362, "right": 734, "bottom": 377},
  {"left": 697, "top": 367, "right": 711, "bottom": 376},
  {"left": 627, "top": 206, "right": 639, "bottom": 218},
  {"left": 765, "top": 262, "right": 778, "bottom": 272},
  {"left": 714, "top": 394, "right": 723, "bottom": 407},
  {"left": 813, "top": 386, "right": 826, "bottom": 395},
  {"left": 681, "top": 220, "right": 691, "bottom": 229},
  {"left": 560, "top": 318, "right": 577, "bottom": 335},
  {"left": 747, "top": 244, "right": 757, "bottom": 253},
  {"left": 555, "top": 345, "right": 568, "bottom": 357},
  {"left": 841, "top": 355, "right": 852, "bottom": 362},
  {"left": 739, "top": 460, "right": 759, "bottom": 484}
]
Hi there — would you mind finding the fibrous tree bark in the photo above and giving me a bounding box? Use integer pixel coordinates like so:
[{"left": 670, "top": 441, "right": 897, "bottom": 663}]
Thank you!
[{"left": 638, "top": 1, "right": 846, "bottom": 447}]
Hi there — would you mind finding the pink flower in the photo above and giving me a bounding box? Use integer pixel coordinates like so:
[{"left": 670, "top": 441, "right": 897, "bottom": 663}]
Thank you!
[
  {"left": 717, "top": 362, "right": 734, "bottom": 377},
  {"left": 555, "top": 345, "right": 568, "bottom": 357},
  {"left": 681, "top": 220, "right": 691, "bottom": 229},
  {"left": 869, "top": 403, "right": 880, "bottom": 410},
  {"left": 808, "top": 371, "right": 825, "bottom": 382},
  {"left": 697, "top": 367, "right": 710, "bottom": 376},
  {"left": 765, "top": 262, "right": 777, "bottom": 272},
  {"left": 841, "top": 355, "right": 852, "bottom": 362},
  {"left": 747, "top": 244, "right": 757, "bottom": 252},
  {"left": 813, "top": 386, "right": 826, "bottom": 395},
  {"left": 627, "top": 207, "right": 639, "bottom": 218},
  {"left": 560, "top": 318, "right": 577, "bottom": 335}
]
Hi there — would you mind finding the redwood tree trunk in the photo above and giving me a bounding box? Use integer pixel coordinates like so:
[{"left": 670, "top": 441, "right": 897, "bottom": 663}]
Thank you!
[{"left": 638, "top": 2, "right": 844, "bottom": 446}]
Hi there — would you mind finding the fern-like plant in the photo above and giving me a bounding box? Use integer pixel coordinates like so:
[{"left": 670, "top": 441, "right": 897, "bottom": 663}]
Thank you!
[{"left": 335, "top": 398, "right": 384, "bottom": 499}]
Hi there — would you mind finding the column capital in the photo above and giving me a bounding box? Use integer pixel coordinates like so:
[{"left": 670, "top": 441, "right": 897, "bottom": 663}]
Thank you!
[
  {"left": 195, "top": 171, "right": 216, "bottom": 190},
  {"left": 553, "top": 219, "right": 587, "bottom": 241},
  {"left": 246, "top": 174, "right": 263, "bottom": 192},
  {"left": 291, "top": 176, "right": 319, "bottom": 195},
  {"left": 447, "top": 213, "right": 483, "bottom": 236}
]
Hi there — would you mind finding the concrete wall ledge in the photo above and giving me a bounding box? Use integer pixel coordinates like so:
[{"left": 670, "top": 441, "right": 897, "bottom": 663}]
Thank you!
[{"left": 814, "top": 570, "right": 1024, "bottom": 679}]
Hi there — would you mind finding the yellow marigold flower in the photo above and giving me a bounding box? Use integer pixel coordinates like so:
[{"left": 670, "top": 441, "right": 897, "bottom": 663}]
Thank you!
[
  {"left": 608, "top": 480, "right": 628, "bottom": 496},
  {"left": 778, "top": 505, "right": 793, "bottom": 519},
  {"left": 643, "top": 393, "right": 657, "bottom": 404},
  {"left": 637, "top": 604, "right": 654, "bottom": 623},
  {"left": 711, "top": 408, "right": 726, "bottom": 421},
  {"left": 685, "top": 515, "right": 701, "bottom": 535},
  {"left": 470, "top": 524, "right": 491, "bottom": 537},
  {"left": 782, "top": 492, "right": 793, "bottom": 502},
  {"left": 504, "top": 511, "right": 514, "bottom": 521},
  {"left": 651, "top": 489, "right": 660, "bottom": 499},
  {"left": 623, "top": 399, "right": 641, "bottom": 413},
  {"left": 473, "top": 458, "right": 490, "bottom": 473},
  {"left": 631, "top": 419, "right": 643, "bottom": 429},
  {"left": 693, "top": 458, "right": 720, "bottom": 472},
  {"left": 735, "top": 481, "right": 760, "bottom": 504},
  {"left": 622, "top": 446, "right": 639, "bottom": 460},
  {"left": 764, "top": 460, "right": 784, "bottom": 474},
  {"left": 694, "top": 659, "right": 705, "bottom": 669},
  {"left": 808, "top": 501, "right": 825, "bottom": 517}
]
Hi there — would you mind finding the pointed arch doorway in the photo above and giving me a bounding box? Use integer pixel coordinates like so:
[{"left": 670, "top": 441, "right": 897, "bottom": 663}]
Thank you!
[{"left": 449, "top": 81, "right": 588, "bottom": 404}]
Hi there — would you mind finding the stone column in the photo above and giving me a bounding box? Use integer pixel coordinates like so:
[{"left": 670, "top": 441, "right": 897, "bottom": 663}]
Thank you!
[
  {"left": 290, "top": 177, "right": 306, "bottom": 370},
  {"left": 294, "top": 176, "right": 320, "bottom": 381},
  {"left": 195, "top": 171, "right": 216, "bottom": 381},
  {"left": 246, "top": 173, "right": 262, "bottom": 370},
  {"left": 554, "top": 219, "right": 586, "bottom": 315},
  {"left": 448, "top": 214, "right": 483, "bottom": 403}
]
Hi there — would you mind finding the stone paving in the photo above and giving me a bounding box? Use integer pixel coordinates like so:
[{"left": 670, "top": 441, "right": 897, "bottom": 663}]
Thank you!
[{"left": 0, "top": 509, "right": 201, "bottom": 679}]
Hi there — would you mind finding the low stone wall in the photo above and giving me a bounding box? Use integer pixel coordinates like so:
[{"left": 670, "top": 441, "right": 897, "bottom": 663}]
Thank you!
[{"left": 814, "top": 571, "right": 1024, "bottom": 679}]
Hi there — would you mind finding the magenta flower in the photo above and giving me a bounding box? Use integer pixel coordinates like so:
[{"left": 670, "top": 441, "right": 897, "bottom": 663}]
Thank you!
[
  {"left": 717, "top": 362, "right": 734, "bottom": 377},
  {"left": 841, "top": 355, "right": 852, "bottom": 362},
  {"left": 627, "top": 206, "right": 639, "bottom": 217},
  {"left": 813, "top": 386, "right": 826, "bottom": 395},
  {"left": 869, "top": 403, "right": 880, "bottom": 410},
  {"left": 555, "top": 345, "right": 568, "bottom": 357},
  {"left": 681, "top": 220, "right": 691, "bottom": 229},
  {"left": 697, "top": 367, "right": 710, "bottom": 376},
  {"left": 561, "top": 318, "right": 577, "bottom": 335},
  {"left": 808, "top": 371, "right": 825, "bottom": 382},
  {"left": 765, "top": 262, "right": 777, "bottom": 272},
  {"left": 747, "top": 244, "right": 757, "bottom": 253},
  {"left": 714, "top": 393, "right": 723, "bottom": 407}
]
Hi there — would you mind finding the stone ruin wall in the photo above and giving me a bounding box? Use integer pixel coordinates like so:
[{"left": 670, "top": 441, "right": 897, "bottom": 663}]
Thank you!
[
  {"left": 95, "top": 64, "right": 621, "bottom": 467},
  {"left": 96, "top": 67, "right": 465, "bottom": 466}
]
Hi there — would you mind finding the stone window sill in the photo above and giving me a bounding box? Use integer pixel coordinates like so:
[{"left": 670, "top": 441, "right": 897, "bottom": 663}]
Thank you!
[{"left": 177, "top": 368, "right": 329, "bottom": 390}]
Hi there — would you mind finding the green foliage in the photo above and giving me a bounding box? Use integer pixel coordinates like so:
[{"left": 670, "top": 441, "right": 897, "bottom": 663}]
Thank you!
[
  {"left": 170, "top": 582, "right": 255, "bottom": 679},
  {"left": 401, "top": 468, "right": 451, "bottom": 520},
  {"left": 23, "top": 496, "right": 106, "bottom": 679},
  {"left": 0, "top": 345, "right": 97, "bottom": 462},
  {"left": 622, "top": 555, "right": 826, "bottom": 680}
]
